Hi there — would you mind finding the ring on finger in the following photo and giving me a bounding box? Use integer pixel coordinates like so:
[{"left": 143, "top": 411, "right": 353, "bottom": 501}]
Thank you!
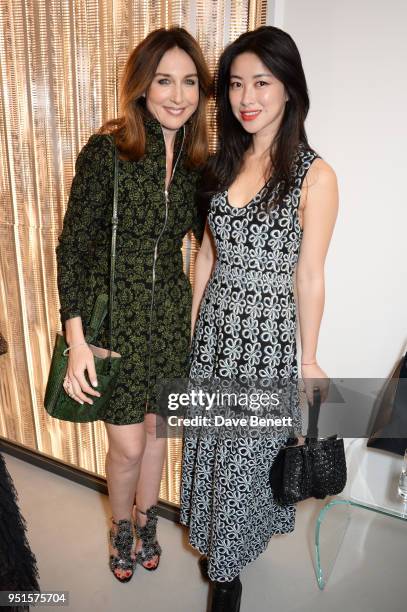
[{"left": 64, "top": 384, "right": 74, "bottom": 398}]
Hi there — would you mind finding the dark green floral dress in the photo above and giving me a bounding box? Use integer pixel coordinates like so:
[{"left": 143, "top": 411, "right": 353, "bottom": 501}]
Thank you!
[{"left": 56, "top": 115, "right": 205, "bottom": 424}]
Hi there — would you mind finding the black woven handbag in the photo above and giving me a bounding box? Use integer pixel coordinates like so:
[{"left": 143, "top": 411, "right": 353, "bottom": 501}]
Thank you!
[{"left": 270, "top": 387, "right": 347, "bottom": 505}]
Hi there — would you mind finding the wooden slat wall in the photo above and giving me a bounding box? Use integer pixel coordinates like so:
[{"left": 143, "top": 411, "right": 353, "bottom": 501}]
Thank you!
[{"left": 0, "top": 0, "right": 268, "bottom": 505}]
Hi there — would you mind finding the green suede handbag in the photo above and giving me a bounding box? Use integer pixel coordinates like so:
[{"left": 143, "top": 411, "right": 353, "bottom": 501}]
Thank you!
[{"left": 44, "top": 144, "right": 121, "bottom": 422}]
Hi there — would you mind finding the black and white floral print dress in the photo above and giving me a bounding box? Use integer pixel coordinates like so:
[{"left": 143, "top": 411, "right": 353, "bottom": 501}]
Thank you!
[{"left": 179, "top": 146, "right": 319, "bottom": 582}]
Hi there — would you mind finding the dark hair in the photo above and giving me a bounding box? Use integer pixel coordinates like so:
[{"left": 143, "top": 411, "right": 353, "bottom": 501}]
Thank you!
[
  {"left": 207, "top": 25, "right": 311, "bottom": 209},
  {"left": 100, "top": 27, "right": 212, "bottom": 168}
]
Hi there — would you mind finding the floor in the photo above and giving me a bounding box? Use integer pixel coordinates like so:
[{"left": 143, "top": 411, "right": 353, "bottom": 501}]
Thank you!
[{"left": 3, "top": 452, "right": 407, "bottom": 612}]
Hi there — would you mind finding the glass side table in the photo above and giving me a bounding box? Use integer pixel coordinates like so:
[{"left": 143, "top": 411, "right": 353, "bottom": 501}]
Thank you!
[{"left": 314, "top": 438, "right": 407, "bottom": 589}]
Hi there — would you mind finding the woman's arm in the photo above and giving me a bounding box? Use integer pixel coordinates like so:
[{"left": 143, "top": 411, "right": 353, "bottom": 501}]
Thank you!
[
  {"left": 296, "top": 158, "right": 339, "bottom": 399},
  {"left": 55, "top": 134, "right": 112, "bottom": 402},
  {"left": 56, "top": 134, "right": 112, "bottom": 329},
  {"left": 191, "top": 220, "right": 216, "bottom": 337}
]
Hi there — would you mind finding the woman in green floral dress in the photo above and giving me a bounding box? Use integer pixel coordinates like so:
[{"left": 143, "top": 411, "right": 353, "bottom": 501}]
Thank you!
[{"left": 55, "top": 28, "right": 210, "bottom": 582}]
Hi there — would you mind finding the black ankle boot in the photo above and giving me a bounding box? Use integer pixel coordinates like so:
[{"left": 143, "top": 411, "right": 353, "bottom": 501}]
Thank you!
[
  {"left": 209, "top": 575, "right": 242, "bottom": 612},
  {"left": 199, "top": 554, "right": 209, "bottom": 580}
]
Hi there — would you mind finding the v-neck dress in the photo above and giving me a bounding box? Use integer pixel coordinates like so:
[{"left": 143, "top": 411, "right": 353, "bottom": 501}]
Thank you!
[{"left": 179, "top": 145, "right": 319, "bottom": 581}]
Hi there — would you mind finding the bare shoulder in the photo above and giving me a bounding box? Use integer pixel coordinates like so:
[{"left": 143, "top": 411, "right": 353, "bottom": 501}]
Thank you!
[
  {"left": 298, "top": 157, "right": 338, "bottom": 226},
  {"left": 304, "top": 157, "right": 337, "bottom": 190}
]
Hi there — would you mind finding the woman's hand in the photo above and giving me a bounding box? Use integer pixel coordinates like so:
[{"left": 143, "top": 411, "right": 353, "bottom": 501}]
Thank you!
[
  {"left": 300, "top": 362, "right": 330, "bottom": 404},
  {"left": 64, "top": 344, "right": 102, "bottom": 405}
]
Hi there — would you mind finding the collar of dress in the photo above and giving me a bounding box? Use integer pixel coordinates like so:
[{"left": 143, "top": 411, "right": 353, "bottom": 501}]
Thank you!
[{"left": 142, "top": 108, "right": 186, "bottom": 162}]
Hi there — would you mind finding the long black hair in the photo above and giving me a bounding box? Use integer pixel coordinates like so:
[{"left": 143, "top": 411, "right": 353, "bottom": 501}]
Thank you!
[{"left": 206, "top": 26, "right": 311, "bottom": 211}]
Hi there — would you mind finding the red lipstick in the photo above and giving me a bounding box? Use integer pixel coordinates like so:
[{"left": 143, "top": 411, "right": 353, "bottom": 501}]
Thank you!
[{"left": 240, "top": 110, "right": 261, "bottom": 121}]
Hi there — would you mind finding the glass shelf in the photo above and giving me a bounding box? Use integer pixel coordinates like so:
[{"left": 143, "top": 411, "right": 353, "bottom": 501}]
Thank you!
[{"left": 314, "top": 439, "right": 407, "bottom": 589}]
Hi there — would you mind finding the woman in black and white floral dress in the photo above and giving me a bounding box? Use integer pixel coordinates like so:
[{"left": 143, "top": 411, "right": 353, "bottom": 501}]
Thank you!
[{"left": 180, "top": 26, "right": 338, "bottom": 611}]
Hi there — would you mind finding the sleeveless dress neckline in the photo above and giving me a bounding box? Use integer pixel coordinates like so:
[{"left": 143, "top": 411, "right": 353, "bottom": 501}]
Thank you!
[{"left": 225, "top": 181, "right": 268, "bottom": 211}]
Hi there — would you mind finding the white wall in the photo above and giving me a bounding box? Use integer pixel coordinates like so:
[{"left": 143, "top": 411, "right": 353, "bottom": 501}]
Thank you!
[{"left": 271, "top": 0, "right": 407, "bottom": 377}]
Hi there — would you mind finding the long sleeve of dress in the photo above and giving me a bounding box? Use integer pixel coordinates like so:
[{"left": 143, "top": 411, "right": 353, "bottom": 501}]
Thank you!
[
  {"left": 56, "top": 134, "right": 113, "bottom": 327},
  {"left": 190, "top": 169, "right": 208, "bottom": 245}
]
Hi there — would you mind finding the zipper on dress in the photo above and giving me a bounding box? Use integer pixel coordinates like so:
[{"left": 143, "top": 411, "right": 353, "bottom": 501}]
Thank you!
[{"left": 145, "top": 125, "right": 186, "bottom": 408}]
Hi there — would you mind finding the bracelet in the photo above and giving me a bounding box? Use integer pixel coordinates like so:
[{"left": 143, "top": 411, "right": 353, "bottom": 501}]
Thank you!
[
  {"left": 63, "top": 341, "right": 88, "bottom": 356},
  {"left": 301, "top": 360, "right": 317, "bottom": 366}
]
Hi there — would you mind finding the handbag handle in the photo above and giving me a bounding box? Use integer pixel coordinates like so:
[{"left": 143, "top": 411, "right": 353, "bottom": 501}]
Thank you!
[
  {"left": 85, "top": 293, "right": 109, "bottom": 343},
  {"left": 306, "top": 387, "right": 321, "bottom": 442},
  {"left": 107, "top": 144, "right": 119, "bottom": 370},
  {"left": 84, "top": 140, "right": 118, "bottom": 366}
]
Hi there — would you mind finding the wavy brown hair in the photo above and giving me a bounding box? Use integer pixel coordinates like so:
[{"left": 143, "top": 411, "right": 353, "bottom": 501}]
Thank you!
[{"left": 99, "top": 27, "right": 211, "bottom": 168}]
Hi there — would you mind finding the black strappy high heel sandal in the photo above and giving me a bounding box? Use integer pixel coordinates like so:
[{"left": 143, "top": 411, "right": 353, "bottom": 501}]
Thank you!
[
  {"left": 134, "top": 505, "right": 162, "bottom": 571},
  {"left": 108, "top": 517, "right": 137, "bottom": 583}
]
